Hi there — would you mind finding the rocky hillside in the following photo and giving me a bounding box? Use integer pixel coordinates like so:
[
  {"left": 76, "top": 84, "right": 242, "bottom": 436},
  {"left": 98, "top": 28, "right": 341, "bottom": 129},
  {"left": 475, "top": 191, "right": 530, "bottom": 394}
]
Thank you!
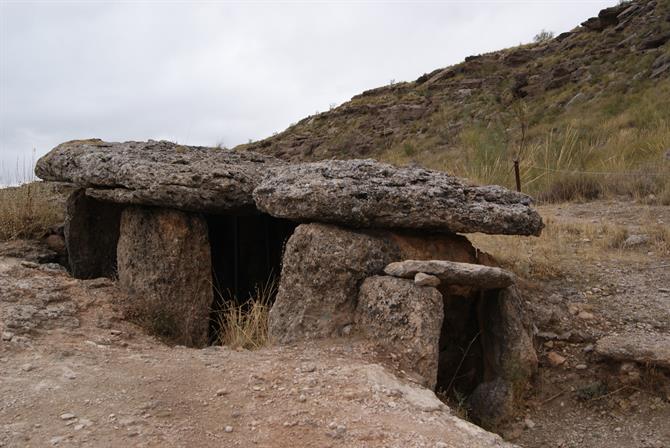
[{"left": 241, "top": 0, "right": 670, "bottom": 200}]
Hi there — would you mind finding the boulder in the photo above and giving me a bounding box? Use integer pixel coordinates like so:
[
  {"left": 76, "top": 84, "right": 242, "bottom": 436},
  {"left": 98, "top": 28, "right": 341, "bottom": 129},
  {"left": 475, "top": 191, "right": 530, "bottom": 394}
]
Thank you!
[
  {"left": 35, "top": 139, "right": 281, "bottom": 213},
  {"left": 253, "top": 159, "right": 543, "bottom": 236},
  {"left": 117, "top": 206, "right": 213, "bottom": 347},
  {"left": 384, "top": 260, "right": 515, "bottom": 289},
  {"left": 268, "top": 223, "right": 480, "bottom": 343},
  {"left": 581, "top": 17, "right": 606, "bottom": 32},
  {"left": 355, "top": 276, "right": 444, "bottom": 389},
  {"left": 467, "top": 378, "right": 513, "bottom": 429},
  {"left": 640, "top": 31, "right": 670, "bottom": 50},
  {"left": 580, "top": 3, "right": 628, "bottom": 32},
  {"left": 268, "top": 224, "right": 400, "bottom": 343},
  {"left": 595, "top": 332, "right": 670, "bottom": 369},
  {"left": 65, "top": 190, "right": 124, "bottom": 279},
  {"left": 597, "top": 3, "right": 627, "bottom": 27}
]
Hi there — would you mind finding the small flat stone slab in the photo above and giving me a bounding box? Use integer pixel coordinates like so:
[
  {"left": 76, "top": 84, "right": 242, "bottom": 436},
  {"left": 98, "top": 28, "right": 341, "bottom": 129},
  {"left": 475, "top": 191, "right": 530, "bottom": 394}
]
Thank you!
[
  {"left": 595, "top": 332, "right": 670, "bottom": 369},
  {"left": 35, "top": 140, "right": 281, "bottom": 213},
  {"left": 384, "top": 260, "right": 514, "bottom": 289},
  {"left": 253, "top": 159, "right": 543, "bottom": 235}
]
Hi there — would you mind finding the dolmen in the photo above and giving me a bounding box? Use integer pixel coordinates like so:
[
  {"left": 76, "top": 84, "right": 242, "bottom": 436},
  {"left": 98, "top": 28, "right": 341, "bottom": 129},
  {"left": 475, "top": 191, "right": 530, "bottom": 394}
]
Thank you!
[{"left": 36, "top": 139, "right": 544, "bottom": 425}]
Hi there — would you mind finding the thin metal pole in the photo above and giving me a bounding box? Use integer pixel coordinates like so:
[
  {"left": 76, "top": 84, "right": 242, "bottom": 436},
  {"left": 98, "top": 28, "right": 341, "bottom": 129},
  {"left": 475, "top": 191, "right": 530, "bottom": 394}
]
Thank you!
[
  {"left": 233, "top": 216, "right": 239, "bottom": 300},
  {"left": 513, "top": 159, "right": 521, "bottom": 192}
]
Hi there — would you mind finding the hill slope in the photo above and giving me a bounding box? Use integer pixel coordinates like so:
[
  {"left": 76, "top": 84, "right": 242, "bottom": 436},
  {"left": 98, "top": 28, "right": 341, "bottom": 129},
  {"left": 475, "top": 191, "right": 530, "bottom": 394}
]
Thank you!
[{"left": 241, "top": 0, "right": 670, "bottom": 201}]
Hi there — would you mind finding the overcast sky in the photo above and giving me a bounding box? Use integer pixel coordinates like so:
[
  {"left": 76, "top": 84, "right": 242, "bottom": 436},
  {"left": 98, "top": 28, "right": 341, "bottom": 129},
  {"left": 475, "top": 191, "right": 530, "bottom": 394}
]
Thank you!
[{"left": 0, "top": 0, "right": 613, "bottom": 185}]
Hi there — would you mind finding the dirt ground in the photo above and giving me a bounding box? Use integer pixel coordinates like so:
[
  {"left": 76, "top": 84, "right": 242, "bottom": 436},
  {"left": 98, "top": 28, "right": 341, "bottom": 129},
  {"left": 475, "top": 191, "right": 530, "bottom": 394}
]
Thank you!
[
  {"left": 498, "top": 200, "right": 670, "bottom": 448},
  {"left": 1, "top": 198, "right": 669, "bottom": 448},
  {"left": 0, "top": 258, "right": 511, "bottom": 448}
]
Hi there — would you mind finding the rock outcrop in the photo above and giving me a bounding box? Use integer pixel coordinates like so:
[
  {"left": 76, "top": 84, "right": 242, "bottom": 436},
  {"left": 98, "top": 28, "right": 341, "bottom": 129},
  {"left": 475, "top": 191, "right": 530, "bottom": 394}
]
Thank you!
[
  {"left": 595, "top": 332, "right": 670, "bottom": 369},
  {"left": 384, "top": 259, "right": 515, "bottom": 289},
  {"left": 356, "top": 276, "right": 444, "bottom": 389},
  {"left": 35, "top": 139, "right": 281, "bottom": 213},
  {"left": 117, "top": 207, "right": 213, "bottom": 347},
  {"left": 253, "top": 159, "right": 543, "bottom": 235}
]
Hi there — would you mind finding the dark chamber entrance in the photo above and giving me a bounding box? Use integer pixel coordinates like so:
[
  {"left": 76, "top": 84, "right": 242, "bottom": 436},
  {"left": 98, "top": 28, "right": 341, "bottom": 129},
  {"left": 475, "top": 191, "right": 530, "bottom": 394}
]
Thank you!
[
  {"left": 436, "top": 286, "right": 486, "bottom": 398},
  {"left": 206, "top": 213, "right": 297, "bottom": 341}
]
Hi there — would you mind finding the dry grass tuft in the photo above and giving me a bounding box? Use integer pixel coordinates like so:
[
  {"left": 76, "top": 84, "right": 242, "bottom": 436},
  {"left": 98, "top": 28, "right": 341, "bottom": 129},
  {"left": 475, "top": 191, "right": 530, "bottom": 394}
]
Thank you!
[
  {"left": 216, "top": 276, "right": 277, "bottom": 350},
  {"left": 470, "top": 210, "right": 668, "bottom": 281},
  {"left": 0, "top": 182, "right": 64, "bottom": 241}
]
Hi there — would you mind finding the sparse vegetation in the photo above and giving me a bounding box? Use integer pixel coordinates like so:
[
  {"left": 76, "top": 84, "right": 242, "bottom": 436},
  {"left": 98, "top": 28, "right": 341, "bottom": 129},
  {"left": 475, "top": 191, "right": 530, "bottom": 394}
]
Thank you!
[
  {"left": 215, "top": 276, "right": 277, "bottom": 350},
  {"left": 383, "top": 79, "right": 670, "bottom": 203},
  {"left": 533, "top": 29, "right": 554, "bottom": 43},
  {"left": 470, "top": 206, "right": 670, "bottom": 281},
  {"left": 0, "top": 182, "right": 64, "bottom": 241}
]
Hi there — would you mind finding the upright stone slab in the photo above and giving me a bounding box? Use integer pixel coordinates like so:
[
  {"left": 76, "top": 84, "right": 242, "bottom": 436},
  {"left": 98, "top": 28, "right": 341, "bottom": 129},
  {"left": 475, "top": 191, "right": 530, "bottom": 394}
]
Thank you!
[
  {"left": 117, "top": 206, "right": 212, "bottom": 347},
  {"left": 268, "top": 224, "right": 401, "bottom": 343},
  {"left": 469, "top": 285, "right": 538, "bottom": 427},
  {"left": 269, "top": 223, "right": 479, "bottom": 343},
  {"left": 356, "top": 275, "right": 444, "bottom": 389},
  {"left": 65, "top": 190, "right": 124, "bottom": 279}
]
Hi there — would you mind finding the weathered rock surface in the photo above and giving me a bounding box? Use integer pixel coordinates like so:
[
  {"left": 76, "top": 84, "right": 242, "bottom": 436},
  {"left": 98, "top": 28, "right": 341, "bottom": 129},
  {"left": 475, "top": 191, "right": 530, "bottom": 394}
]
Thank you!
[
  {"left": 414, "top": 272, "right": 441, "bottom": 287},
  {"left": 0, "top": 257, "right": 79, "bottom": 336},
  {"left": 268, "top": 224, "right": 400, "bottom": 343},
  {"left": 0, "top": 239, "right": 60, "bottom": 264},
  {"left": 384, "top": 259, "right": 515, "bottom": 289},
  {"left": 65, "top": 190, "right": 124, "bottom": 279},
  {"left": 269, "top": 223, "right": 480, "bottom": 343},
  {"left": 596, "top": 332, "right": 670, "bottom": 369},
  {"left": 35, "top": 140, "right": 281, "bottom": 213},
  {"left": 253, "top": 159, "right": 543, "bottom": 235},
  {"left": 479, "top": 286, "right": 538, "bottom": 399},
  {"left": 117, "top": 206, "right": 212, "bottom": 347},
  {"left": 355, "top": 276, "right": 444, "bottom": 389},
  {"left": 467, "top": 377, "right": 513, "bottom": 429}
]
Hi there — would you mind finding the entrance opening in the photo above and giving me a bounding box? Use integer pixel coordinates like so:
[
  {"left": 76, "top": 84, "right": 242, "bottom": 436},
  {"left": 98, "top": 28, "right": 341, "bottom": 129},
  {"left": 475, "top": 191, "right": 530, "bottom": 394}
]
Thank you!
[
  {"left": 206, "top": 213, "right": 297, "bottom": 343},
  {"left": 436, "top": 285, "right": 486, "bottom": 399}
]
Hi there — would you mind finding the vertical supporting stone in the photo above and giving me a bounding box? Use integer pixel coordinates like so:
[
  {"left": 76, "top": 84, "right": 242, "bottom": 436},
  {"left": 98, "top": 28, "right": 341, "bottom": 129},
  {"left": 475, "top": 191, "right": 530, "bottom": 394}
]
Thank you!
[
  {"left": 468, "top": 285, "right": 538, "bottom": 427},
  {"left": 269, "top": 223, "right": 478, "bottom": 344},
  {"left": 65, "top": 189, "right": 123, "bottom": 279},
  {"left": 355, "top": 275, "right": 444, "bottom": 389},
  {"left": 268, "top": 224, "right": 400, "bottom": 343},
  {"left": 478, "top": 286, "right": 537, "bottom": 386},
  {"left": 117, "top": 206, "right": 212, "bottom": 347}
]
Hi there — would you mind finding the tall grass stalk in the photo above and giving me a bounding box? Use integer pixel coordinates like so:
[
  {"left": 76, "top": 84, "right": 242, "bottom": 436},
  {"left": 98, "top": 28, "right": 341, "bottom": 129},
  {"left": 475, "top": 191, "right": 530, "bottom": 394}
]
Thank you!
[{"left": 215, "top": 276, "right": 277, "bottom": 350}]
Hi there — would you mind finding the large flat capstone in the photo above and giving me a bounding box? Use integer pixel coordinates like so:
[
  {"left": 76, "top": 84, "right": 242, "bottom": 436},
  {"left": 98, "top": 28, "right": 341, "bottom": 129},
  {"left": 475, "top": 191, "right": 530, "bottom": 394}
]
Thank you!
[
  {"left": 35, "top": 140, "right": 281, "bottom": 213},
  {"left": 37, "top": 141, "right": 543, "bottom": 236},
  {"left": 253, "top": 159, "right": 543, "bottom": 235}
]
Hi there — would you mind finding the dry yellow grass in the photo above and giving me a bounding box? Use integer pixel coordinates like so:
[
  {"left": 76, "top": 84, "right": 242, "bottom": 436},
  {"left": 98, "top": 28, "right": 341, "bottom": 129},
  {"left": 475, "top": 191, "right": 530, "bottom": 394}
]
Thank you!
[
  {"left": 0, "top": 182, "right": 64, "bottom": 241},
  {"left": 216, "top": 277, "right": 277, "bottom": 350},
  {"left": 470, "top": 209, "right": 669, "bottom": 281}
]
